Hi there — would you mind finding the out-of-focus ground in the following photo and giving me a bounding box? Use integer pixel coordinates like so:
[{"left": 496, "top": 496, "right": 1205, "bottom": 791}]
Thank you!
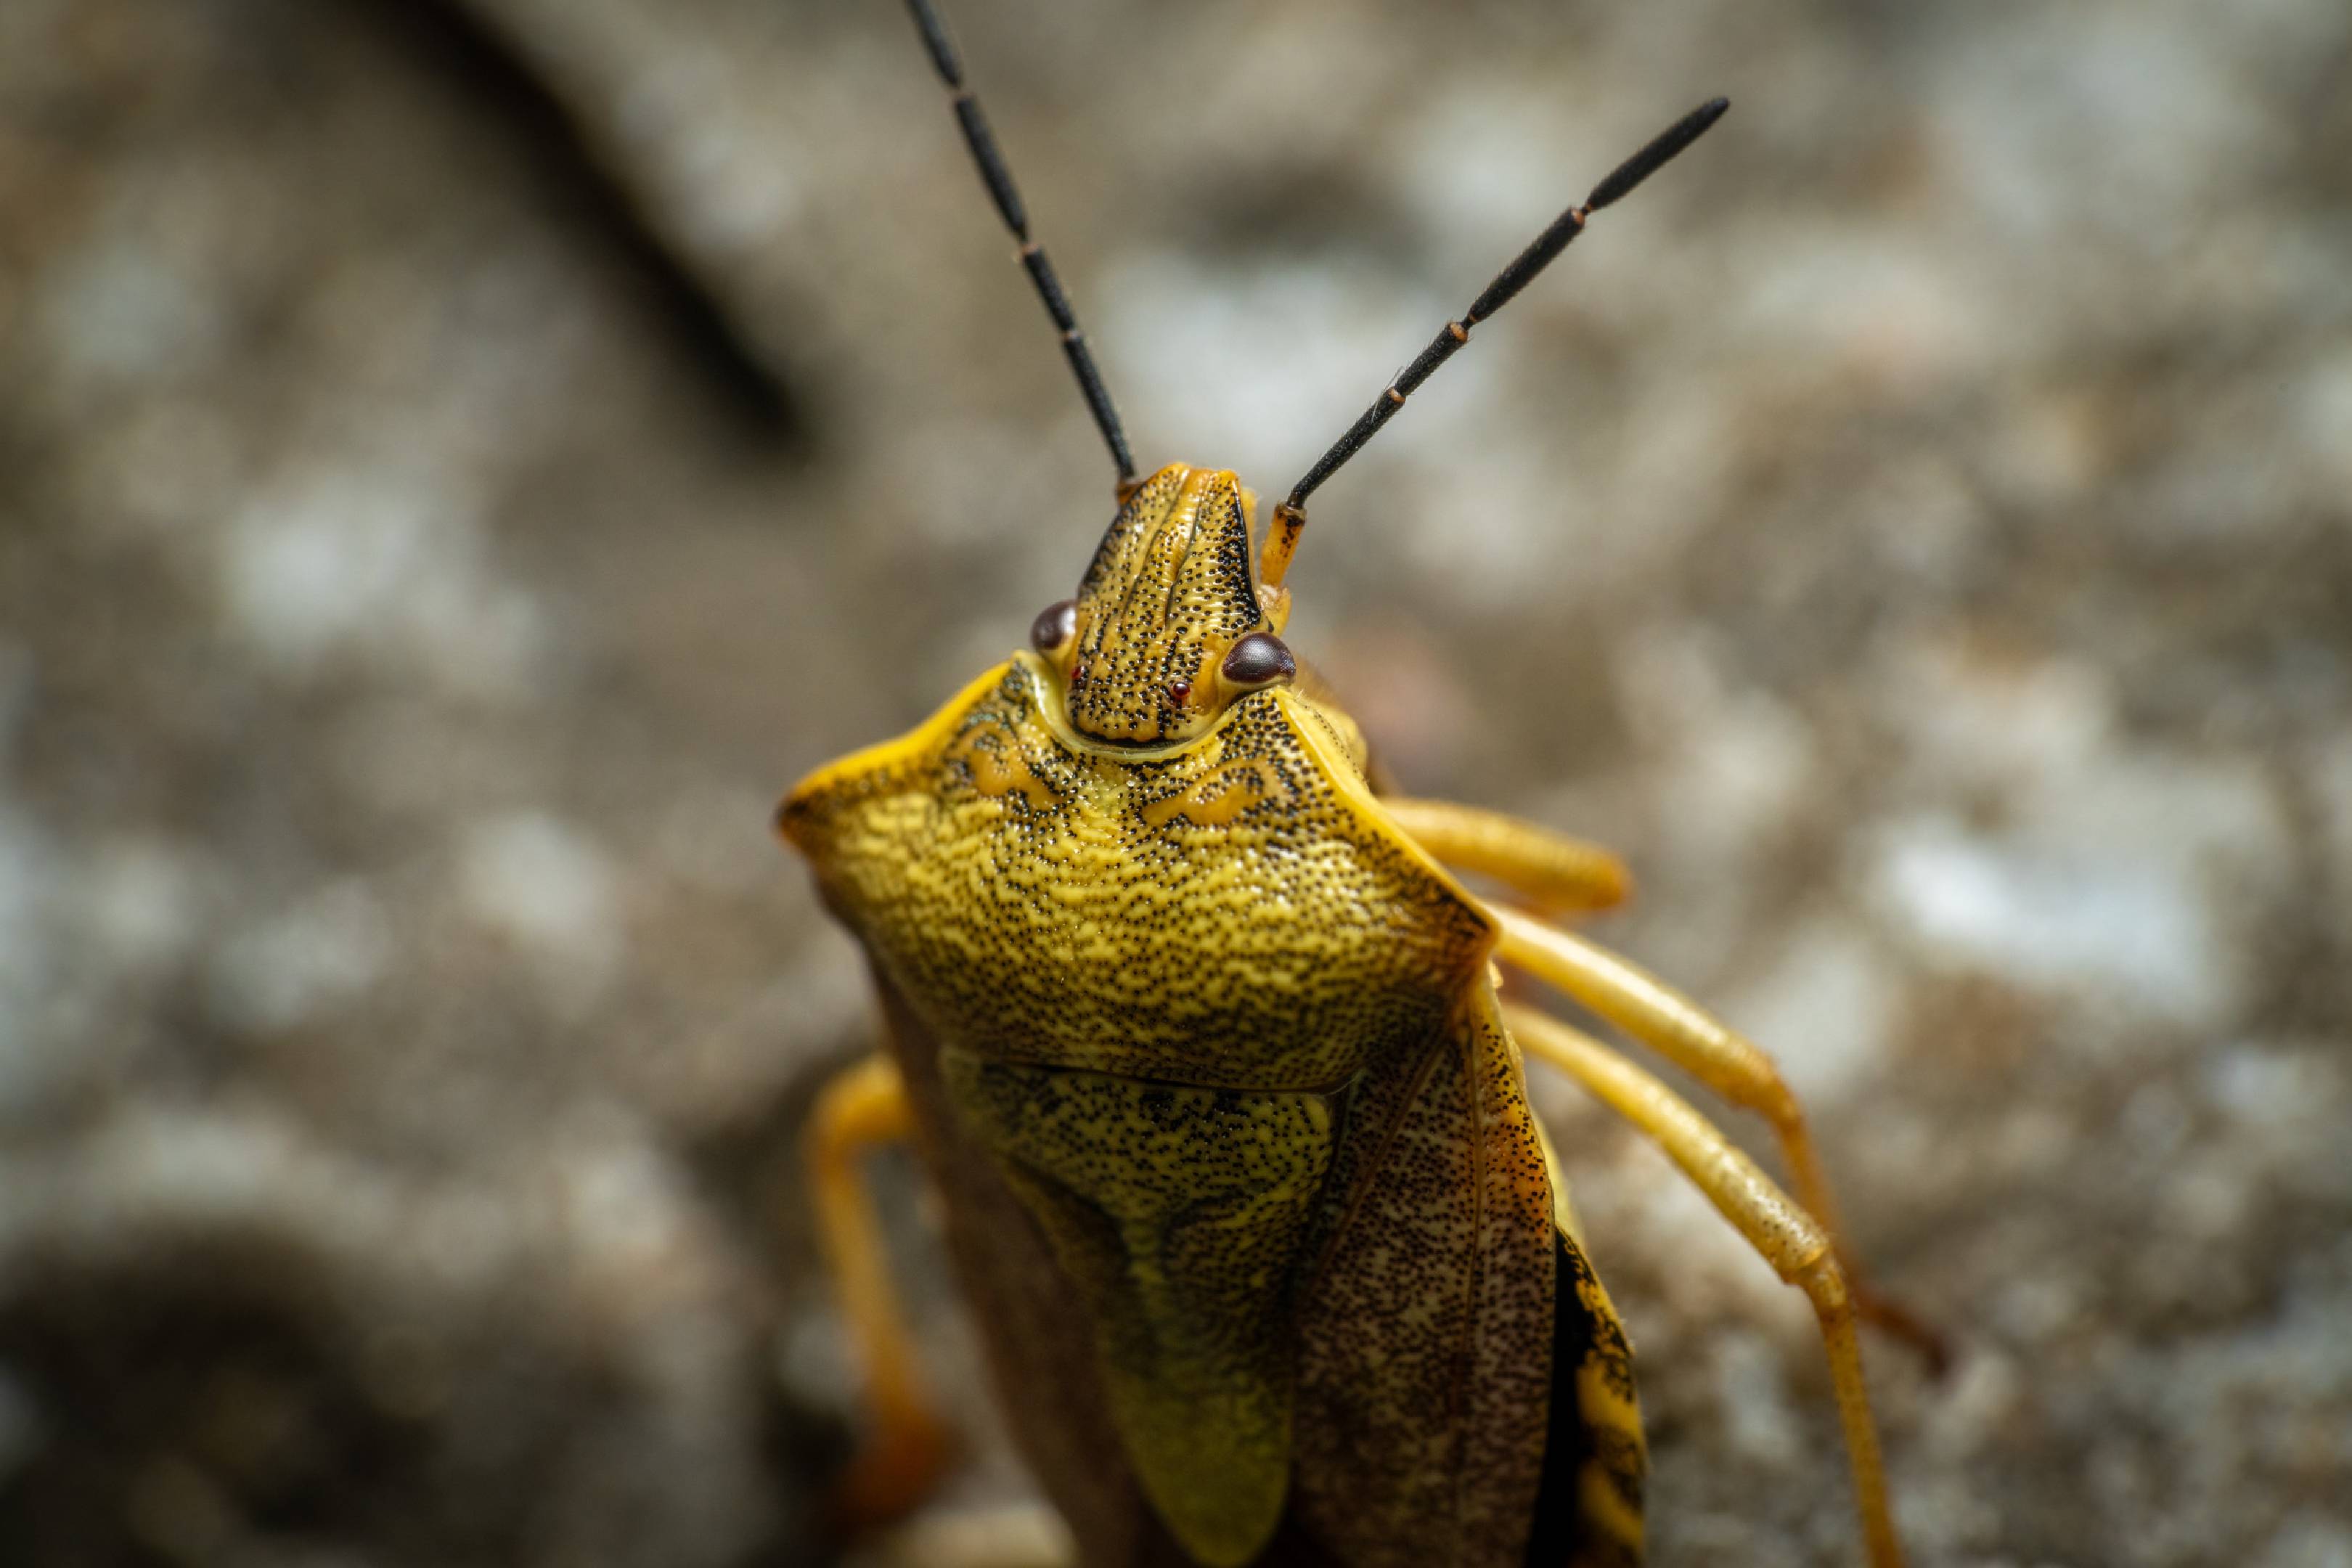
[{"left": 2, "top": 0, "right": 2348, "bottom": 1564}]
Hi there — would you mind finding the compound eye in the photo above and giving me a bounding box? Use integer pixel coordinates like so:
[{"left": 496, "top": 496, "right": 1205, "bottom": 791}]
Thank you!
[
  {"left": 1220, "top": 632, "right": 1295, "bottom": 690},
  {"left": 1030, "top": 599, "right": 1078, "bottom": 658}
]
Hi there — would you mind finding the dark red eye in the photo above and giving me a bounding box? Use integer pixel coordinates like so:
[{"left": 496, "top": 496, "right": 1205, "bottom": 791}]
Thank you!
[
  {"left": 1168, "top": 681, "right": 1193, "bottom": 706},
  {"left": 1220, "top": 632, "right": 1294, "bottom": 688},
  {"left": 1030, "top": 599, "right": 1078, "bottom": 656}
]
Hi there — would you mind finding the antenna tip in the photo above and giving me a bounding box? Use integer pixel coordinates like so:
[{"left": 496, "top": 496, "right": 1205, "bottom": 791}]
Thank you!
[{"left": 1586, "top": 95, "right": 1733, "bottom": 211}]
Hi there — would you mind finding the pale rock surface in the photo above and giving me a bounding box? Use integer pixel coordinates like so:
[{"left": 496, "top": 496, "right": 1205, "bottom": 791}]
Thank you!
[{"left": 1, "top": 0, "right": 2343, "bottom": 1563}]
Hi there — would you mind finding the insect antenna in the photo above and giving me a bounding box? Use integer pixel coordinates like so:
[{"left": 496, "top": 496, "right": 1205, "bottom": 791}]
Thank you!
[
  {"left": 902, "top": 0, "right": 1138, "bottom": 494},
  {"left": 1261, "top": 97, "right": 1731, "bottom": 590}
]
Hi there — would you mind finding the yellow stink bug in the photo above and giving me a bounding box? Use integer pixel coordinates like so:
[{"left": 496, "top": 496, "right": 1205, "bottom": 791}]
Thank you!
[{"left": 783, "top": 2, "right": 1926, "bottom": 1563}]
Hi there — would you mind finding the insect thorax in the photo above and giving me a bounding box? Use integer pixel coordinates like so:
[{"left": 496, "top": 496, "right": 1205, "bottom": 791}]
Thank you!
[{"left": 783, "top": 657, "right": 1491, "bottom": 1091}]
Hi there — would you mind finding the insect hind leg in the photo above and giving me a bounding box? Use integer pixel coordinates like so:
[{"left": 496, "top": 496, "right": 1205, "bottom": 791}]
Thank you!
[
  {"left": 806, "top": 1052, "right": 957, "bottom": 1530},
  {"left": 1493, "top": 903, "right": 1944, "bottom": 1368},
  {"left": 1505, "top": 1006, "right": 1905, "bottom": 1568}
]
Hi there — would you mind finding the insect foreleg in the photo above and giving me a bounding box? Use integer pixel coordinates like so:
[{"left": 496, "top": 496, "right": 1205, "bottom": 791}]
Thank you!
[
  {"left": 1503, "top": 1007, "right": 1906, "bottom": 1568},
  {"left": 806, "top": 1052, "right": 957, "bottom": 1527},
  {"left": 1492, "top": 904, "right": 1944, "bottom": 1365},
  {"left": 1379, "top": 797, "right": 1633, "bottom": 915}
]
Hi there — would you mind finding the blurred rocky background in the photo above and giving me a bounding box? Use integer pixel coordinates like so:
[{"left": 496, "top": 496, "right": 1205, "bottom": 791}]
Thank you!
[{"left": 2, "top": 0, "right": 2347, "bottom": 1564}]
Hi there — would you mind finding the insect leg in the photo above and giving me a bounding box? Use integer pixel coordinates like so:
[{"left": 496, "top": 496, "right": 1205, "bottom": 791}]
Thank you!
[
  {"left": 1493, "top": 904, "right": 1945, "bottom": 1367},
  {"left": 1503, "top": 1005, "right": 1906, "bottom": 1568},
  {"left": 1381, "top": 797, "right": 1633, "bottom": 914},
  {"left": 805, "top": 1051, "right": 957, "bottom": 1527}
]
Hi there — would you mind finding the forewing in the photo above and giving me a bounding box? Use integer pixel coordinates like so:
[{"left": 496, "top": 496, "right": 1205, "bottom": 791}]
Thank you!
[{"left": 1287, "top": 985, "right": 1557, "bottom": 1566}]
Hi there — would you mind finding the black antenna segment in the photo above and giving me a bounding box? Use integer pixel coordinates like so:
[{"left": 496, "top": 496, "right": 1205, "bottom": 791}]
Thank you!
[
  {"left": 1261, "top": 97, "right": 1730, "bottom": 589},
  {"left": 903, "top": 0, "right": 1138, "bottom": 491}
]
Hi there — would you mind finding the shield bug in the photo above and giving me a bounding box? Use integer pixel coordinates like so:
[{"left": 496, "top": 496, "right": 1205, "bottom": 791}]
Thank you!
[{"left": 782, "top": 2, "right": 1924, "bottom": 1563}]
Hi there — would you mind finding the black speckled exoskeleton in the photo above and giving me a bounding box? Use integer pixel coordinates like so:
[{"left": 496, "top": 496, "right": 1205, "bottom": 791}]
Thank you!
[{"left": 783, "top": 3, "right": 1932, "bottom": 1563}]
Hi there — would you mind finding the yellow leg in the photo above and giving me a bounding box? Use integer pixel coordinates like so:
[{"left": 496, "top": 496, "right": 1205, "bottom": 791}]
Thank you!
[
  {"left": 1505, "top": 1006, "right": 1904, "bottom": 1568},
  {"left": 806, "top": 1053, "right": 956, "bottom": 1528},
  {"left": 1381, "top": 797, "right": 1633, "bottom": 914},
  {"left": 1493, "top": 904, "right": 1942, "bottom": 1364}
]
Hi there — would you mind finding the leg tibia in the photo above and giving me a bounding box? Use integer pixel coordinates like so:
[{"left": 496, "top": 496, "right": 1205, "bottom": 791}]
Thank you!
[
  {"left": 1495, "top": 905, "right": 1942, "bottom": 1365},
  {"left": 806, "top": 1052, "right": 956, "bottom": 1527},
  {"left": 1381, "top": 797, "right": 1633, "bottom": 913},
  {"left": 1506, "top": 1006, "right": 1904, "bottom": 1568}
]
